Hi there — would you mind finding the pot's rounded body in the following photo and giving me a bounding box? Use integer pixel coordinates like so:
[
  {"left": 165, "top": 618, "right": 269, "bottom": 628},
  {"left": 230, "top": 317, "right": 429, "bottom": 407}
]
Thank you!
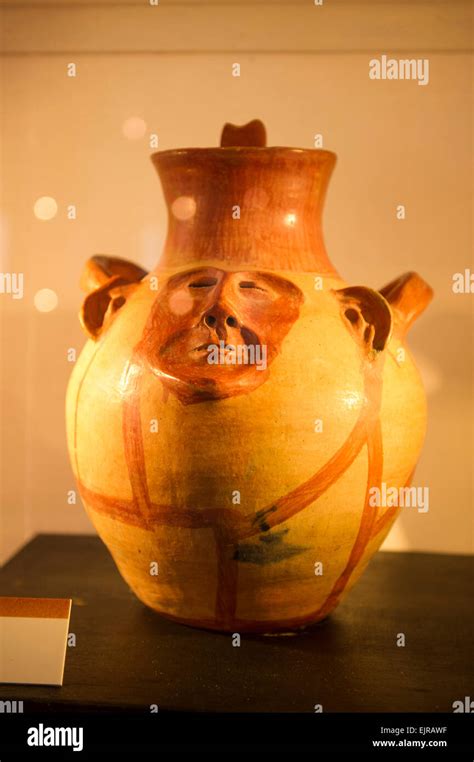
[{"left": 66, "top": 122, "right": 432, "bottom": 632}]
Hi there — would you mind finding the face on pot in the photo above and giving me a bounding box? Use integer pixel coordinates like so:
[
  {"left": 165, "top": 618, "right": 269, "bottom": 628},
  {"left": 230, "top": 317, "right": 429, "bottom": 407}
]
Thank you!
[{"left": 137, "top": 266, "right": 303, "bottom": 403}]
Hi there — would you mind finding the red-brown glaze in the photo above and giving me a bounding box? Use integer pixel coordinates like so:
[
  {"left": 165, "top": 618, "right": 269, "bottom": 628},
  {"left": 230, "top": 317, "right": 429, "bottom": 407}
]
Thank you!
[
  {"left": 133, "top": 267, "right": 303, "bottom": 404},
  {"left": 220, "top": 119, "right": 267, "bottom": 148},
  {"left": 380, "top": 272, "right": 433, "bottom": 338},
  {"left": 122, "top": 366, "right": 153, "bottom": 527},
  {"left": 79, "top": 256, "right": 147, "bottom": 340},
  {"left": 152, "top": 148, "right": 338, "bottom": 273},
  {"left": 80, "top": 255, "right": 147, "bottom": 293},
  {"left": 214, "top": 525, "right": 239, "bottom": 627},
  {"left": 312, "top": 420, "right": 383, "bottom": 620}
]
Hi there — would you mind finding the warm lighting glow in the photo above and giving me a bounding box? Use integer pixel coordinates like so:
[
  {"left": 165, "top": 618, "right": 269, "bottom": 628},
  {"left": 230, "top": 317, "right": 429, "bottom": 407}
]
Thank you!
[
  {"left": 168, "top": 290, "right": 194, "bottom": 315},
  {"left": 34, "top": 197, "right": 58, "bottom": 221},
  {"left": 243, "top": 186, "right": 269, "bottom": 209},
  {"left": 122, "top": 117, "right": 147, "bottom": 141},
  {"left": 414, "top": 352, "right": 443, "bottom": 396},
  {"left": 171, "top": 196, "right": 196, "bottom": 221},
  {"left": 139, "top": 223, "right": 164, "bottom": 270},
  {"left": 0, "top": 213, "right": 9, "bottom": 269},
  {"left": 34, "top": 288, "right": 58, "bottom": 312},
  {"left": 285, "top": 212, "right": 297, "bottom": 227}
]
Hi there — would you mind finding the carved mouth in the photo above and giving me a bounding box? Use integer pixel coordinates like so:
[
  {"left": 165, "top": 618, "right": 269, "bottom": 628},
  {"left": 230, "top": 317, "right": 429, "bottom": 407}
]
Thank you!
[{"left": 190, "top": 343, "right": 241, "bottom": 358}]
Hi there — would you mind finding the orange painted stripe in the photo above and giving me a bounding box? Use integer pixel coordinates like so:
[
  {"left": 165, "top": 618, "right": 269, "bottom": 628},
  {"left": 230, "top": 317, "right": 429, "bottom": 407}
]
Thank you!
[
  {"left": 122, "top": 359, "right": 153, "bottom": 527},
  {"left": 371, "top": 467, "right": 416, "bottom": 538},
  {"left": 239, "top": 361, "right": 383, "bottom": 540},
  {"left": 0, "top": 597, "right": 71, "bottom": 619},
  {"left": 213, "top": 526, "right": 239, "bottom": 627},
  {"left": 313, "top": 418, "right": 384, "bottom": 620},
  {"left": 73, "top": 342, "right": 103, "bottom": 483},
  {"left": 79, "top": 481, "right": 246, "bottom": 531},
  {"left": 94, "top": 309, "right": 391, "bottom": 627}
]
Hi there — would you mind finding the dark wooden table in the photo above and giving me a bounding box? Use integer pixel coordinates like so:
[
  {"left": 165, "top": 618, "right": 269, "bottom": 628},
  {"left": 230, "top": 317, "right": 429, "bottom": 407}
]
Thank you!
[{"left": 0, "top": 535, "right": 472, "bottom": 713}]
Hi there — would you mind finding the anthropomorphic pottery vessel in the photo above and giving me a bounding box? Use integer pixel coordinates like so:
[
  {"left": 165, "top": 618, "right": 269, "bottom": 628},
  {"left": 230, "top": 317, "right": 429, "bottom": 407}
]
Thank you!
[{"left": 66, "top": 120, "right": 433, "bottom": 632}]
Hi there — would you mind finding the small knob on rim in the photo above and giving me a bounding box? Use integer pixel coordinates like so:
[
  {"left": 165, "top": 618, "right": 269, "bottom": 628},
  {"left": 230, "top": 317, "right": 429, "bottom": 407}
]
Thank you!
[{"left": 220, "top": 119, "right": 267, "bottom": 147}]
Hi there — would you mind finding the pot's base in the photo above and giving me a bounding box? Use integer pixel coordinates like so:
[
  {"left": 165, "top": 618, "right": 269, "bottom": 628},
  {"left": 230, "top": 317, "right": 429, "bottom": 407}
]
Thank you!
[{"left": 141, "top": 602, "right": 331, "bottom": 635}]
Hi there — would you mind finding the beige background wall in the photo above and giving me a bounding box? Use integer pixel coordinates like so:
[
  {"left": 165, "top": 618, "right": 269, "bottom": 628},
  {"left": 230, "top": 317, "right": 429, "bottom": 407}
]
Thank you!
[{"left": 0, "top": 0, "right": 472, "bottom": 563}]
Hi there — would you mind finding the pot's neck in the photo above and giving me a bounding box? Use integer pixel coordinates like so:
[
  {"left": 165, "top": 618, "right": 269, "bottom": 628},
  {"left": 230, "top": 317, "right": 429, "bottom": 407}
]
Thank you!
[{"left": 152, "top": 147, "right": 337, "bottom": 274}]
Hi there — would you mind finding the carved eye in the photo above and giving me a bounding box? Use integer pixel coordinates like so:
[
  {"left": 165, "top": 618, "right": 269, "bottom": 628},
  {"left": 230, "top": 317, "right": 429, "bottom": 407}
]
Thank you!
[
  {"left": 239, "top": 281, "right": 267, "bottom": 292},
  {"left": 189, "top": 277, "right": 218, "bottom": 289},
  {"left": 344, "top": 308, "right": 360, "bottom": 325}
]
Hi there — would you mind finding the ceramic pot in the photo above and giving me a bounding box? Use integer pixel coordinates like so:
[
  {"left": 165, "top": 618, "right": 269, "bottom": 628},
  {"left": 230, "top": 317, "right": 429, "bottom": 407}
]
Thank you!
[{"left": 66, "top": 120, "right": 433, "bottom": 632}]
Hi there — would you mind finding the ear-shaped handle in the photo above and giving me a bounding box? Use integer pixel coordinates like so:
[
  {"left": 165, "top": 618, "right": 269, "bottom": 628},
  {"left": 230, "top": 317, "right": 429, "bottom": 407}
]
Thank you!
[
  {"left": 334, "top": 286, "right": 392, "bottom": 356},
  {"left": 379, "top": 272, "right": 433, "bottom": 337},
  {"left": 79, "top": 256, "right": 148, "bottom": 340},
  {"left": 80, "top": 255, "right": 147, "bottom": 293}
]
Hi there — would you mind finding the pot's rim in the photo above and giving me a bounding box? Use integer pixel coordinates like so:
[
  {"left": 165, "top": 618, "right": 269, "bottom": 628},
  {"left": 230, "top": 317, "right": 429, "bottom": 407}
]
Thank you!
[{"left": 151, "top": 146, "right": 337, "bottom": 164}]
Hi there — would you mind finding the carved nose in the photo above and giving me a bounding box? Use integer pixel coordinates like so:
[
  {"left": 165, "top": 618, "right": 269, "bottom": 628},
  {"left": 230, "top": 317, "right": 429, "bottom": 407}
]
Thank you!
[
  {"left": 204, "top": 313, "right": 239, "bottom": 330},
  {"left": 204, "top": 314, "right": 217, "bottom": 328}
]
